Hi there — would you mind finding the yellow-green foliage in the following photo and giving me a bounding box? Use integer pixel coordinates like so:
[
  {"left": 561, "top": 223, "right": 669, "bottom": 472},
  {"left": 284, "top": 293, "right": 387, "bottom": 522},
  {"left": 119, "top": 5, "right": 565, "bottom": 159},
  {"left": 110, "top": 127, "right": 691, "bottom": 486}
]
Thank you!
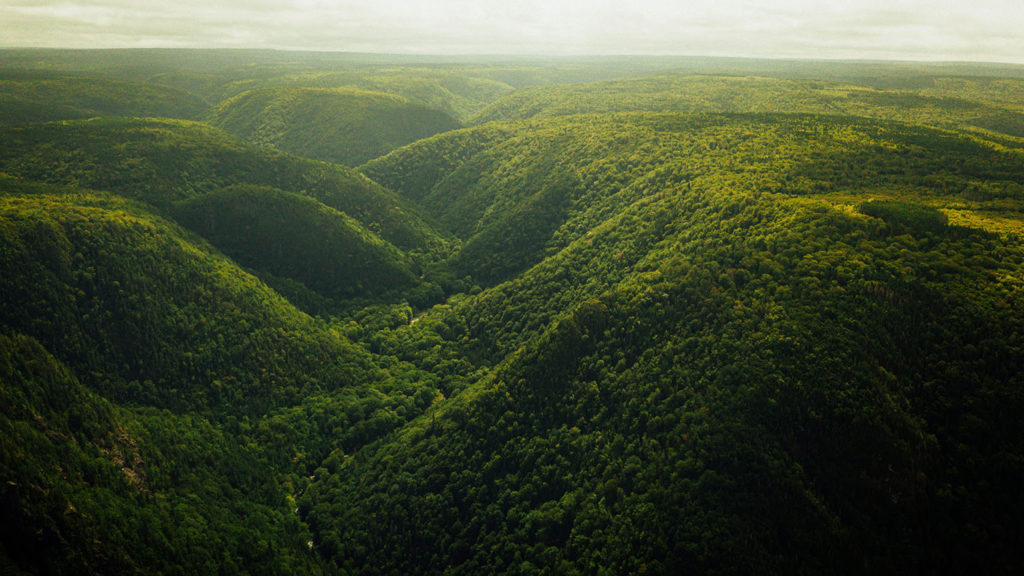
[
  {"left": 367, "top": 111, "right": 1024, "bottom": 290},
  {"left": 473, "top": 74, "right": 1024, "bottom": 139},
  {"left": 316, "top": 112, "right": 1024, "bottom": 575},
  {"left": 0, "top": 73, "right": 208, "bottom": 124},
  {"left": 3, "top": 53, "right": 1024, "bottom": 576}
]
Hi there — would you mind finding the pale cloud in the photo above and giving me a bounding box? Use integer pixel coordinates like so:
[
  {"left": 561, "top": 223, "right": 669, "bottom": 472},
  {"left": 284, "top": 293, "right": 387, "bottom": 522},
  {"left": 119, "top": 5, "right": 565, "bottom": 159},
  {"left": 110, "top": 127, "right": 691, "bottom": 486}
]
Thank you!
[{"left": 1, "top": 0, "right": 1022, "bottom": 62}]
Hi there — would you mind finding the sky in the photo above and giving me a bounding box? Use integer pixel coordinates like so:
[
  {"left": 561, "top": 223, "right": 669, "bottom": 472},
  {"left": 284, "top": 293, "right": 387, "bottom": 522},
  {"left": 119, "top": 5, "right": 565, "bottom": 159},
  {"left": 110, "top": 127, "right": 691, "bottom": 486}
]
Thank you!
[{"left": 2, "top": 0, "right": 1023, "bottom": 63}]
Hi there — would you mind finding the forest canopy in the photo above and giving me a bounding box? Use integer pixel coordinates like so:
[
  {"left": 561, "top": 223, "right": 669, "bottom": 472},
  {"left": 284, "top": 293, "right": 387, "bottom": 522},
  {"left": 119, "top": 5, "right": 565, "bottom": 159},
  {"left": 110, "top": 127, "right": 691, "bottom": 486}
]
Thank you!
[{"left": 1, "top": 50, "right": 1023, "bottom": 575}]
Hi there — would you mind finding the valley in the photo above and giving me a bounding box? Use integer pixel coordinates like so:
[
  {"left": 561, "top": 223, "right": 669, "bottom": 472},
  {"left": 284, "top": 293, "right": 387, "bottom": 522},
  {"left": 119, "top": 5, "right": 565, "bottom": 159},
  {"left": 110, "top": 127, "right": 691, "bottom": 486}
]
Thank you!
[{"left": 1, "top": 50, "right": 1023, "bottom": 574}]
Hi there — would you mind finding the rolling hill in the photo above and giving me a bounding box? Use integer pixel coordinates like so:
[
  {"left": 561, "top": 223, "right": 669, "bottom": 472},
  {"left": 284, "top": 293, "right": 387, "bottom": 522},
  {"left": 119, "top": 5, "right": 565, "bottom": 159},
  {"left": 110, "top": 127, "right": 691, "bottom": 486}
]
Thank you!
[
  {"left": 0, "top": 117, "right": 447, "bottom": 251},
  {"left": 471, "top": 73, "right": 1024, "bottom": 139},
  {"left": 173, "top": 184, "right": 419, "bottom": 302},
  {"left": 2, "top": 51, "right": 1024, "bottom": 575},
  {"left": 365, "top": 110, "right": 1024, "bottom": 288},
  {"left": 0, "top": 177, "right": 444, "bottom": 573},
  {"left": 316, "top": 111, "right": 1024, "bottom": 574},
  {"left": 0, "top": 72, "right": 209, "bottom": 124},
  {"left": 0, "top": 117, "right": 453, "bottom": 308},
  {"left": 206, "top": 87, "right": 461, "bottom": 166}
]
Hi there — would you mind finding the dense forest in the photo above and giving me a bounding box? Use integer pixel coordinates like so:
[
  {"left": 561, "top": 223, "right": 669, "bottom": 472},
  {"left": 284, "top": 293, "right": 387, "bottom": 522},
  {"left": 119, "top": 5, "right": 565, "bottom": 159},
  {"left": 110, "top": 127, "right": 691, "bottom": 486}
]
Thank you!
[{"left": 2, "top": 49, "right": 1024, "bottom": 575}]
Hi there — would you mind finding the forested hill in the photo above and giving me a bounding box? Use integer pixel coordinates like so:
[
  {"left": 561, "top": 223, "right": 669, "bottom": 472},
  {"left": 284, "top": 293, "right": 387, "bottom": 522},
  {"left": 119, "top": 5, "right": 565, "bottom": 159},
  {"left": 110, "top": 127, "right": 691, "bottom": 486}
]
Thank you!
[
  {"left": 206, "top": 87, "right": 461, "bottom": 166},
  {"left": 0, "top": 117, "right": 454, "bottom": 308},
  {"left": 0, "top": 72, "right": 208, "bottom": 124},
  {"left": 0, "top": 177, "right": 442, "bottom": 573},
  {"left": 0, "top": 117, "right": 442, "bottom": 248},
  {"left": 2, "top": 51, "right": 1024, "bottom": 575},
  {"left": 471, "top": 73, "right": 1024, "bottom": 139},
  {"left": 337, "top": 111, "right": 1024, "bottom": 573},
  {"left": 363, "top": 111, "right": 1024, "bottom": 286}
]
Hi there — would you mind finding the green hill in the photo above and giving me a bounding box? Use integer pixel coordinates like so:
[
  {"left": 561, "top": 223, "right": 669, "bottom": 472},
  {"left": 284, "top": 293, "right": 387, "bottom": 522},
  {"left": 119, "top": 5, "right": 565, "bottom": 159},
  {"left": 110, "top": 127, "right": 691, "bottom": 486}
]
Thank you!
[
  {"left": 0, "top": 180, "right": 365, "bottom": 414},
  {"left": 363, "top": 121, "right": 586, "bottom": 285},
  {"left": 0, "top": 72, "right": 208, "bottom": 124},
  {"left": 0, "top": 176, "right": 443, "bottom": 573},
  {"left": 0, "top": 332, "right": 321, "bottom": 574},
  {"left": 360, "top": 123, "right": 516, "bottom": 205},
  {"left": 206, "top": 87, "right": 461, "bottom": 166},
  {"left": 173, "top": 184, "right": 418, "bottom": 301},
  {"left": 366, "top": 110, "right": 1024, "bottom": 288},
  {"left": 2, "top": 53, "right": 1024, "bottom": 575},
  {"left": 0, "top": 114, "right": 455, "bottom": 305},
  {"left": 0, "top": 117, "right": 449, "bottom": 253},
  {"left": 0, "top": 117, "right": 454, "bottom": 309},
  {"left": 472, "top": 74, "right": 1024, "bottom": 139},
  {"left": 307, "top": 112, "right": 1024, "bottom": 574},
  {"left": 151, "top": 66, "right": 515, "bottom": 124}
]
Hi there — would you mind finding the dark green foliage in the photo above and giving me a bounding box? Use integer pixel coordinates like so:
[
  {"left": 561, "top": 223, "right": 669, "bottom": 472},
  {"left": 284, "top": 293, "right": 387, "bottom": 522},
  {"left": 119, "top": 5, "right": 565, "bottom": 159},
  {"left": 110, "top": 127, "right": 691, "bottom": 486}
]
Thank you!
[
  {"left": 173, "top": 184, "right": 418, "bottom": 301},
  {"left": 0, "top": 333, "right": 324, "bottom": 575},
  {"left": 0, "top": 117, "right": 450, "bottom": 253},
  {"left": 0, "top": 176, "right": 444, "bottom": 574},
  {"left": 306, "top": 110, "right": 1024, "bottom": 574},
  {"left": 3, "top": 52, "right": 1024, "bottom": 575},
  {"left": 310, "top": 182, "right": 1024, "bottom": 576},
  {"left": 0, "top": 73, "right": 208, "bottom": 124},
  {"left": 858, "top": 200, "right": 949, "bottom": 233},
  {"left": 0, "top": 182, "right": 384, "bottom": 415},
  {"left": 207, "top": 87, "right": 460, "bottom": 166}
]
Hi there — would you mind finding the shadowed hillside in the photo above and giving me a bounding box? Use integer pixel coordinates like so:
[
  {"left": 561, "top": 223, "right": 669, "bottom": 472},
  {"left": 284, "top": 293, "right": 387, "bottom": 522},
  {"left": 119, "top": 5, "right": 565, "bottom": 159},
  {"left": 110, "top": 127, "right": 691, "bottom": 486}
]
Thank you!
[
  {"left": 2, "top": 52, "right": 1024, "bottom": 575},
  {"left": 207, "top": 87, "right": 460, "bottom": 166},
  {"left": 318, "top": 111, "right": 1024, "bottom": 575}
]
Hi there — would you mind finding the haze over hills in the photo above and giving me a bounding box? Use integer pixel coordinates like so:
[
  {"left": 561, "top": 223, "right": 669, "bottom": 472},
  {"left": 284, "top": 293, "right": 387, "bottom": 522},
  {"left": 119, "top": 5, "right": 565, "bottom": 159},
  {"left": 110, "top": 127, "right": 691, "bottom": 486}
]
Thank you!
[
  {"left": 0, "top": 72, "right": 208, "bottom": 124},
  {"left": 469, "top": 74, "right": 1024, "bottom": 139},
  {"left": 1, "top": 49, "right": 1024, "bottom": 575},
  {"left": 5, "top": 0, "right": 1024, "bottom": 63}
]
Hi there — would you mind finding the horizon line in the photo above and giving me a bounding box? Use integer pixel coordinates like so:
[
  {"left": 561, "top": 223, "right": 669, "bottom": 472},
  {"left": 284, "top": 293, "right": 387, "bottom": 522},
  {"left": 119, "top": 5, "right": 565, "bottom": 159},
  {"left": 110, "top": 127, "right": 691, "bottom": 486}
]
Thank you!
[{"left": 1, "top": 46, "right": 1023, "bottom": 67}]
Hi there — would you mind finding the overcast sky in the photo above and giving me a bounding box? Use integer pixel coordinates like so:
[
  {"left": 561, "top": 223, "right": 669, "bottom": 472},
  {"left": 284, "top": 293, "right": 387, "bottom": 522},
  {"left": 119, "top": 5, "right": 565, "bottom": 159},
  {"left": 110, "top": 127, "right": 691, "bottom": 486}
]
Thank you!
[{"left": 2, "top": 0, "right": 1022, "bottom": 63}]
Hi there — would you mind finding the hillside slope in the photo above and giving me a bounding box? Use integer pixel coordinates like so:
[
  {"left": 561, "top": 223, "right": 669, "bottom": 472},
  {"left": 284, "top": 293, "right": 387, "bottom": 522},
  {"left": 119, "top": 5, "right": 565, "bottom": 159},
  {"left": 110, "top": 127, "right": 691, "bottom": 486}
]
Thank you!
[
  {"left": 0, "top": 72, "right": 208, "bottom": 124},
  {"left": 0, "top": 118, "right": 455, "bottom": 307},
  {"left": 173, "top": 184, "right": 418, "bottom": 301},
  {"left": 0, "top": 181, "right": 368, "bottom": 414},
  {"left": 207, "top": 87, "right": 460, "bottom": 166},
  {"left": 364, "top": 111, "right": 1024, "bottom": 288},
  {"left": 0, "top": 333, "right": 321, "bottom": 574},
  {"left": 311, "top": 112, "right": 1024, "bottom": 574},
  {"left": 0, "top": 177, "right": 444, "bottom": 574},
  {"left": 2, "top": 55, "right": 1024, "bottom": 575},
  {"left": 473, "top": 74, "right": 1024, "bottom": 139},
  {"left": 0, "top": 117, "right": 449, "bottom": 253}
]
